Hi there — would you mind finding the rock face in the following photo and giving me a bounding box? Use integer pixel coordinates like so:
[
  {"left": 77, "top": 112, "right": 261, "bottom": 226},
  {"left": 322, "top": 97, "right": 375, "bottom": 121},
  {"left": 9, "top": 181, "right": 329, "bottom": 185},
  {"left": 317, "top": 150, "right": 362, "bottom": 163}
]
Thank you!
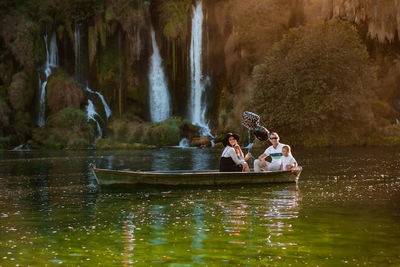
[
  {"left": 46, "top": 69, "right": 84, "bottom": 115},
  {"left": 305, "top": 0, "right": 400, "bottom": 42},
  {"left": 0, "top": 14, "right": 38, "bottom": 69},
  {"left": 8, "top": 72, "right": 32, "bottom": 112}
]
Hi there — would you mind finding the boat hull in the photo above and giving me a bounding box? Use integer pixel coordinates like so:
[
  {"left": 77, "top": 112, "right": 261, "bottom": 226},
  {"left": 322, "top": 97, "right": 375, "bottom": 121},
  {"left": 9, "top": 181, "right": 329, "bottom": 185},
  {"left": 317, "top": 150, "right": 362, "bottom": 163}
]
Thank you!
[{"left": 89, "top": 164, "right": 302, "bottom": 186}]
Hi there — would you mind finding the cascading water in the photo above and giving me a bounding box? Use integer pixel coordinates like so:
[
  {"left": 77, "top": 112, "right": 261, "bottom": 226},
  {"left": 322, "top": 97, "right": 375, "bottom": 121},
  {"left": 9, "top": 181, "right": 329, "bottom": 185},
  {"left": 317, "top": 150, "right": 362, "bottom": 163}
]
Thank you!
[
  {"left": 189, "top": 0, "right": 212, "bottom": 137},
  {"left": 74, "top": 21, "right": 80, "bottom": 83},
  {"left": 85, "top": 87, "right": 112, "bottom": 138},
  {"left": 86, "top": 87, "right": 111, "bottom": 119},
  {"left": 49, "top": 33, "right": 58, "bottom": 67},
  {"left": 86, "top": 99, "right": 102, "bottom": 138},
  {"left": 37, "top": 32, "right": 58, "bottom": 126},
  {"left": 177, "top": 138, "right": 190, "bottom": 148},
  {"left": 148, "top": 27, "right": 171, "bottom": 122}
]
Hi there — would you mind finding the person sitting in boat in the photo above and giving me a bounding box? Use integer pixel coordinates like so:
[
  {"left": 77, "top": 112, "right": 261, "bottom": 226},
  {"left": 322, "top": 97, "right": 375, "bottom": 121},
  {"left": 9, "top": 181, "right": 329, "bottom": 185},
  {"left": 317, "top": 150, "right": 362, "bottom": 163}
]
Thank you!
[
  {"left": 220, "top": 133, "right": 251, "bottom": 172},
  {"left": 254, "top": 132, "right": 288, "bottom": 172},
  {"left": 280, "top": 145, "right": 297, "bottom": 171}
]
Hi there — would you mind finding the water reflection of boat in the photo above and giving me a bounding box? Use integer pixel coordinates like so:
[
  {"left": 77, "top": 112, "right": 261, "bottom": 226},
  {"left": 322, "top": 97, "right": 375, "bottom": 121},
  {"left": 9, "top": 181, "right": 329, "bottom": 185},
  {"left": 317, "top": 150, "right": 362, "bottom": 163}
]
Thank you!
[{"left": 89, "top": 164, "right": 302, "bottom": 186}]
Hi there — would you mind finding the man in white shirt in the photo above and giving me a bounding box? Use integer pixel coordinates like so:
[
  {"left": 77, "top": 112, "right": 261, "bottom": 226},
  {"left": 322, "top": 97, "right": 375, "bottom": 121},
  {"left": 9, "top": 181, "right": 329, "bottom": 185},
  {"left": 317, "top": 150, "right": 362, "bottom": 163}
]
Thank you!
[{"left": 254, "top": 132, "right": 287, "bottom": 172}]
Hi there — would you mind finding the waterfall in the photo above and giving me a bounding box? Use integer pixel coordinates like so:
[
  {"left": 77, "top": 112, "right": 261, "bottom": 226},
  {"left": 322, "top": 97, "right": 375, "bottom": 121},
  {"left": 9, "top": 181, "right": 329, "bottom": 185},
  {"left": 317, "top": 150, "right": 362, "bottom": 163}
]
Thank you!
[
  {"left": 189, "top": 0, "right": 212, "bottom": 137},
  {"left": 148, "top": 28, "right": 171, "bottom": 122},
  {"left": 49, "top": 33, "right": 58, "bottom": 67},
  {"left": 86, "top": 99, "right": 102, "bottom": 138},
  {"left": 86, "top": 87, "right": 111, "bottom": 119},
  {"left": 74, "top": 21, "right": 80, "bottom": 83},
  {"left": 37, "top": 32, "right": 58, "bottom": 127}
]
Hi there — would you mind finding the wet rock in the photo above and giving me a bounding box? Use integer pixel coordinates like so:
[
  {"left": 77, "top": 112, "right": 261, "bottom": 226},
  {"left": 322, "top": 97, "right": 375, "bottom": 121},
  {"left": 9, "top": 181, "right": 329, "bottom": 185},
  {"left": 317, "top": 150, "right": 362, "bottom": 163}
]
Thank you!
[{"left": 191, "top": 137, "right": 212, "bottom": 148}]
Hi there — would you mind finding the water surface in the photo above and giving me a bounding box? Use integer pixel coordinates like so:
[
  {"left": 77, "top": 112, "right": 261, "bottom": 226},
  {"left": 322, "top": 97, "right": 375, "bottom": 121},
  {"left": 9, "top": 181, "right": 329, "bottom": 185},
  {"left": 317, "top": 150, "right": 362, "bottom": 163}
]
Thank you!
[{"left": 0, "top": 147, "right": 399, "bottom": 266}]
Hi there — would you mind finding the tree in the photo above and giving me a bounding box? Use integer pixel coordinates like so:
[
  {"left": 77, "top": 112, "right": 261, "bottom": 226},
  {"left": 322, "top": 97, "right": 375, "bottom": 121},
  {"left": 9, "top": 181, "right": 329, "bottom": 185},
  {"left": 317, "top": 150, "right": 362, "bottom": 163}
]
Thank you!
[{"left": 252, "top": 19, "right": 376, "bottom": 146}]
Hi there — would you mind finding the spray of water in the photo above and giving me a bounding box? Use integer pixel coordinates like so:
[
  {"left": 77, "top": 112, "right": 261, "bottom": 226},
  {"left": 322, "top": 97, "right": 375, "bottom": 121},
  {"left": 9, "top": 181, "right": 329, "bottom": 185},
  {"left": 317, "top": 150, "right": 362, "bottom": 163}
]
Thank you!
[{"left": 86, "top": 99, "right": 102, "bottom": 138}]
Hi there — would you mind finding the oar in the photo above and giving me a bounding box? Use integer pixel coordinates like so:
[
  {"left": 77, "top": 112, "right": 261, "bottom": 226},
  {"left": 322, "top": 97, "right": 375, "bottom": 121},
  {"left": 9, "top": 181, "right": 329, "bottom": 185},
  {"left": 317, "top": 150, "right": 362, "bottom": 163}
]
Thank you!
[{"left": 247, "top": 129, "right": 256, "bottom": 160}]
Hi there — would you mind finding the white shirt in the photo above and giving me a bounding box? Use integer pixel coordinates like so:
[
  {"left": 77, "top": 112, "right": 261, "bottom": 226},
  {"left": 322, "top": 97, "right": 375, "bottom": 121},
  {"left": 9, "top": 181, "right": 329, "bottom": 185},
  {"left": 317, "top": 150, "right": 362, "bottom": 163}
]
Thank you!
[
  {"left": 263, "top": 143, "right": 287, "bottom": 165},
  {"left": 281, "top": 154, "right": 297, "bottom": 170},
  {"left": 221, "top": 146, "right": 245, "bottom": 165}
]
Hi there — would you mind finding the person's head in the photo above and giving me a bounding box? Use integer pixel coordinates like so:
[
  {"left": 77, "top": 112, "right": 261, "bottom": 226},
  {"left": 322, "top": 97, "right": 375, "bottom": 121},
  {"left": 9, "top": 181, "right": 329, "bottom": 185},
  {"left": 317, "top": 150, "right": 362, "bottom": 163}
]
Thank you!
[
  {"left": 282, "top": 145, "right": 290, "bottom": 156},
  {"left": 269, "top": 132, "right": 280, "bottom": 146},
  {"left": 222, "top": 132, "right": 240, "bottom": 147}
]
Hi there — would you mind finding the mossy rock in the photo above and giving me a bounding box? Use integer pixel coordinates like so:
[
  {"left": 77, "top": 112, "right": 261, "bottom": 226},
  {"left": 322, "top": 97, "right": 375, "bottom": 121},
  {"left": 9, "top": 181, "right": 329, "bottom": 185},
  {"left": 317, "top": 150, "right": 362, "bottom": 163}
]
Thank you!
[
  {"left": 46, "top": 69, "right": 84, "bottom": 115},
  {"left": 367, "top": 125, "right": 400, "bottom": 146},
  {"left": 370, "top": 99, "right": 397, "bottom": 124},
  {"left": 191, "top": 137, "right": 212, "bottom": 147},
  {"left": 32, "top": 107, "right": 94, "bottom": 149},
  {"left": 7, "top": 71, "right": 33, "bottom": 112}
]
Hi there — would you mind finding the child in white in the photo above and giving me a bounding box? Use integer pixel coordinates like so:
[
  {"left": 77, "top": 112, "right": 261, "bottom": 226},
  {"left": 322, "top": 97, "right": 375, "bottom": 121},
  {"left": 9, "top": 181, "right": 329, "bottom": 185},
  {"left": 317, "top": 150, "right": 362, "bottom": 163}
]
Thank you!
[{"left": 280, "top": 145, "right": 297, "bottom": 171}]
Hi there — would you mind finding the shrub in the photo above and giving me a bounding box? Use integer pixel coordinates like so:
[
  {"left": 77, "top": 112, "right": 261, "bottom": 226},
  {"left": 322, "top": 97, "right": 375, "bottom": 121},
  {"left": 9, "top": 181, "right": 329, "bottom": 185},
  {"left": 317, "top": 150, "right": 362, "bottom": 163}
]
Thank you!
[
  {"left": 32, "top": 108, "right": 94, "bottom": 149},
  {"left": 252, "top": 19, "right": 376, "bottom": 146},
  {"left": 104, "top": 117, "right": 200, "bottom": 147}
]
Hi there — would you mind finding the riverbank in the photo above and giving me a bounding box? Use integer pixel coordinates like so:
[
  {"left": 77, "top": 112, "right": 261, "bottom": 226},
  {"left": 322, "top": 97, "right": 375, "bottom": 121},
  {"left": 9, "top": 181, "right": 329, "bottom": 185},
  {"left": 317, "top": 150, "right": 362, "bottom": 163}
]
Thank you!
[{"left": 3, "top": 135, "right": 400, "bottom": 152}]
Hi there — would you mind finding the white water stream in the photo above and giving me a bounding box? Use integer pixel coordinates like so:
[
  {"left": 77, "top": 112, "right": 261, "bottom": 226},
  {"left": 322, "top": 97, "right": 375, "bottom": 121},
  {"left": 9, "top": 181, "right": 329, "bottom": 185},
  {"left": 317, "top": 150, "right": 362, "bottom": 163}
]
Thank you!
[
  {"left": 37, "top": 32, "right": 58, "bottom": 126},
  {"left": 86, "top": 87, "right": 111, "bottom": 119},
  {"left": 189, "top": 0, "right": 212, "bottom": 137},
  {"left": 85, "top": 87, "right": 112, "bottom": 138},
  {"left": 148, "top": 28, "right": 171, "bottom": 122},
  {"left": 86, "top": 99, "right": 102, "bottom": 138}
]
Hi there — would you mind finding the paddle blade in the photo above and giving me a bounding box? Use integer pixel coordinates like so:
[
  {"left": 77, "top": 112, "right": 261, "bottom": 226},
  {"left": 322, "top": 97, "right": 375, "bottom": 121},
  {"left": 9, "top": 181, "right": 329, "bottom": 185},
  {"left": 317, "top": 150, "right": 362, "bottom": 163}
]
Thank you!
[{"left": 254, "top": 125, "right": 270, "bottom": 141}]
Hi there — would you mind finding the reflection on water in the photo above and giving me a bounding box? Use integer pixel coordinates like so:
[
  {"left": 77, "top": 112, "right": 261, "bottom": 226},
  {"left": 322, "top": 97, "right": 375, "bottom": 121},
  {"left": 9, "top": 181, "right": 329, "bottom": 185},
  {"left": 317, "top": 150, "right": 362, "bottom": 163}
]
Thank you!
[{"left": 0, "top": 147, "right": 399, "bottom": 265}]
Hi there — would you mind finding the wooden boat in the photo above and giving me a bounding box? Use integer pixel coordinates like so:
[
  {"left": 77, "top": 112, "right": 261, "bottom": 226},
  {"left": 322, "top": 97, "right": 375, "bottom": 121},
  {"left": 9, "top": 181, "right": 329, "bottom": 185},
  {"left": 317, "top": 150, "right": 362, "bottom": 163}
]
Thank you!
[{"left": 89, "top": 164, "right": 302, "bottom": 186}]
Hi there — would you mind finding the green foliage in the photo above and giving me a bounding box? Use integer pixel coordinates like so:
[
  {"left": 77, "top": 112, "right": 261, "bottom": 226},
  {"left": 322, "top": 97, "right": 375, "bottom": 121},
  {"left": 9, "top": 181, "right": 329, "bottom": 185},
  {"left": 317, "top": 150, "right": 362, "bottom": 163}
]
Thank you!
[
  {"left": 0, "top": 136, "right": 11, "bottom": 149},
  {"left": 95, "top": 138, "right": 156, "bottom": 150},
  {"left": 32, "top": 108, "right": 94, "bottom": 149},
  {"left": 105, "top": 117, "right": 199, "bottom": 147},
  {"left": 0, "top": 96, "right": 11, "bottom": 131},
  {"left": 252, "top": 19, "right": 376, "bottom": 146},
  {"left": 12, "top": 112, "right": 32, "bottom": 144}
]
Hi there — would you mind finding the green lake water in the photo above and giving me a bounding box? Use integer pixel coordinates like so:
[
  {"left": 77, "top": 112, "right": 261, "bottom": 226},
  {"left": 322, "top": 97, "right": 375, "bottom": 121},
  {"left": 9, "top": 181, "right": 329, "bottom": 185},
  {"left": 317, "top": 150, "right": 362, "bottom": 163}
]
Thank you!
[{"left": 0, "top": 147, "right": 399, "bottom": 266}]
